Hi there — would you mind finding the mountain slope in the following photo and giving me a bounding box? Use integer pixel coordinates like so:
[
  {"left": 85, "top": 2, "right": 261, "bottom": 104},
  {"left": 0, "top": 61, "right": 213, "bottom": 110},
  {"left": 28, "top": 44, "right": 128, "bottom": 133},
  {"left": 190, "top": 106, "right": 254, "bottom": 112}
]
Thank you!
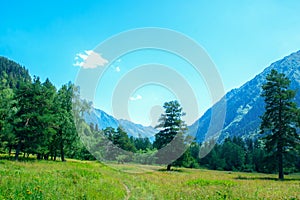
[
  {"left": 85, "top": 108, "right": 157, "bottom": 139},
  {"left": 191, "top": 50, "right": 300, "bottom": 142},
  {"left": 85, "top": 109, "right": 119, "bottom": 130},
  {"left": 0, "top": 56, "right": 31, "bottom": 88},
  {"left": 118, "top": 119, "right": 157, "bottom": 141}
]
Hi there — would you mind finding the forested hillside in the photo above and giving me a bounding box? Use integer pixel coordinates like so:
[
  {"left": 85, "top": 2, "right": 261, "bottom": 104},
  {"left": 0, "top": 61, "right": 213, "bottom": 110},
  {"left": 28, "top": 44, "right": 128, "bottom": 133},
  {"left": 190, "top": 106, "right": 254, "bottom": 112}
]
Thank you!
[{"left": 0, "top": 56, "right": 31, "bottom": 88}]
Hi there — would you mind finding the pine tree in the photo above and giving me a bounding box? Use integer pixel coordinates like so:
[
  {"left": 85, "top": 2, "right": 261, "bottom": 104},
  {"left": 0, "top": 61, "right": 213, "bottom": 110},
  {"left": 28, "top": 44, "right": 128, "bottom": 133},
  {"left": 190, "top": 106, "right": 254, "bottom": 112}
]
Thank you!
[
  {"left": 113, "top": 127, "right": 136, "bottom": 152},
  {"left": 36, "top": 78, "right": 57, "bottom": 160},
  {"left": 14, "top": 79, "right": 37, "bottom": 160},
  {"left": 54, "top": 83, "right": 76, "bottom": 161},
  {"left": 153, "top": 100, "right": 187, "bottom": 170},
  {"left": 0, "top": 73, "right": 16, "bottom": 154},
  {"left": 260, "top": 69, "right": 300, "bottom": 180}
]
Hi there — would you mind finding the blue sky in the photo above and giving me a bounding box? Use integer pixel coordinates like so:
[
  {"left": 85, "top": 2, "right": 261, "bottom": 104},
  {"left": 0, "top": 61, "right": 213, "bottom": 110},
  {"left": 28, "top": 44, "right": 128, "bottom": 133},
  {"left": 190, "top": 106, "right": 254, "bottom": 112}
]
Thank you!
[{"left": 1, "top": 1, "right": 300, "bottom": 126}]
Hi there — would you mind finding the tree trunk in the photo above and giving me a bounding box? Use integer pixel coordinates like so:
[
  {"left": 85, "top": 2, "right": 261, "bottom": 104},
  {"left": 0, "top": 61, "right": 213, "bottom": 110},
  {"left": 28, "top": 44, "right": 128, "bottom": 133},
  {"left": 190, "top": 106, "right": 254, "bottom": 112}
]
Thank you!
[
  {"left": 167, "top": 164, "right": 172, "bottom": 171},
  {"left": 60, "top": 141, "right": 65, "bottom": 162},
  {"left": 278, "top": 100, "right": 284, "bottom": 181},
  {"left": 8, "top": 146, "right": 12, "bottom": 156},
  {"left": 15, "top": 141, "right": 21, "bottom": 161},
  {"left": 278, "top": 147, "right": 284, "bottom": 180}
]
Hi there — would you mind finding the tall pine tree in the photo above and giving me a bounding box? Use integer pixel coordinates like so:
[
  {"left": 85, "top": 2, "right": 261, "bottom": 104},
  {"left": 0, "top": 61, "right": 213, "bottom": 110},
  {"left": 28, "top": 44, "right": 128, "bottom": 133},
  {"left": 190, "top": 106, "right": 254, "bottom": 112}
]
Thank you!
[
  {"left": 153, "top": 100, "right": 187, "bottom": 170},
  {"left": 260, "top": 69, "right": 300, "bottom": 180}
]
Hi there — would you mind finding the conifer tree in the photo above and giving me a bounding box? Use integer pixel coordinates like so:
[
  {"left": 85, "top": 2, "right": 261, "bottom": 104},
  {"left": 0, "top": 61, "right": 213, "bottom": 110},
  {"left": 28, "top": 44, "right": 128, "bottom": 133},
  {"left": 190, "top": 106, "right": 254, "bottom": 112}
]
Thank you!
[
  {"left": 260, "top": 69, "right": 300, "bottom": 180},
  {"left": 153, "top": 100, "right": 187, "bottom": 170}
]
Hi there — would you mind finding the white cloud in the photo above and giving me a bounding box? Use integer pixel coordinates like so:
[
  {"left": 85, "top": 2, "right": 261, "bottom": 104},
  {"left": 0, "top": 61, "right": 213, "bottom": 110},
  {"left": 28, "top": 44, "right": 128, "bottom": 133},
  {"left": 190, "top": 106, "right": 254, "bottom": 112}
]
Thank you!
[
  {"left": 73, "top": 50, "right": 108, "bottom": 69},
  {"left": 115, "top": 66, "right": 121, "bottom": 72},
  {"left": 130, "top": 94, "right": 142, "bottom": 101}
]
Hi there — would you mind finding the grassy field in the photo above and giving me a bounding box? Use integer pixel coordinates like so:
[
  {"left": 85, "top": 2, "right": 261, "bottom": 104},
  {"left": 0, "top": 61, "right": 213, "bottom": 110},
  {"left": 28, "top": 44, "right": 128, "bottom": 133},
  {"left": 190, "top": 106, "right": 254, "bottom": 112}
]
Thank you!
[{"left": 0, "top": 159, "right": 299, "bottom": 200}]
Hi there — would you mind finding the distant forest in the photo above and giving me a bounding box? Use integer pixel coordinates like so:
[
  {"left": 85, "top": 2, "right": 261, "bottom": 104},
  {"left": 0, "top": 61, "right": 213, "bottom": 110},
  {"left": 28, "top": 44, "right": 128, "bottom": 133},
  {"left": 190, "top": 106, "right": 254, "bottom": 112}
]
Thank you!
[{"left": 0, "top": 56, "right": 299, "bottom": 175}]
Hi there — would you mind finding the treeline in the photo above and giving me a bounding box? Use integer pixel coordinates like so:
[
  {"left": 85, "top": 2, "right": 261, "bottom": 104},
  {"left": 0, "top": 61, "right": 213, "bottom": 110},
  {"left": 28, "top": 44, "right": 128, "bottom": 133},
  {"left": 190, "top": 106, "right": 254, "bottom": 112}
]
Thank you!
[
  {"left": 200, "top": 137, "right": 300, "bottom": 173},
  {"left": 85, "top": 125, "right": 156, "bottom": 164},
  {"left": 86, "top": 122, "right": 300, "bottom": 173}
]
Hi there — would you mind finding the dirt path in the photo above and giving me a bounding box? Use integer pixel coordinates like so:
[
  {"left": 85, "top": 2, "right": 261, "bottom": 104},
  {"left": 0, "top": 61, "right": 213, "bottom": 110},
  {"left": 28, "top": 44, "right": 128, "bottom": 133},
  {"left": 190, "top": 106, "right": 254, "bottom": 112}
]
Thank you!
[{"left": 122, "top": 182, "right": 131, "bottom": 200}]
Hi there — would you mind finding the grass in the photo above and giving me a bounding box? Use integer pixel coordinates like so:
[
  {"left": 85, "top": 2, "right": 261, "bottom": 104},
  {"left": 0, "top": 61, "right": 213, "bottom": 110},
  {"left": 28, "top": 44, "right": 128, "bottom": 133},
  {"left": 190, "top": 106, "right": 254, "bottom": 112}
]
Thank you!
[{"left": 0, "top": 159, "right": 299, "bottom": 199}]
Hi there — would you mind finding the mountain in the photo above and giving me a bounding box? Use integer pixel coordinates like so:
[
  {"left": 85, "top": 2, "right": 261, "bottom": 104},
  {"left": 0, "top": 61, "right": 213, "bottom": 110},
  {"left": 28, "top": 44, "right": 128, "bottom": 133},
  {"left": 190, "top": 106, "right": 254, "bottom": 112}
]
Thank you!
[
  {"left": 191, "top": 50, "right": 300, "bottom": 143},
  {"left": 85, "top": 108, "right": 157, "bottom": 139},
  {"left": 118, "top": 119, "right": 157, "bottom": 141},
  {"left": 85, "top": 108, "right": 119, "bottom": 130}
]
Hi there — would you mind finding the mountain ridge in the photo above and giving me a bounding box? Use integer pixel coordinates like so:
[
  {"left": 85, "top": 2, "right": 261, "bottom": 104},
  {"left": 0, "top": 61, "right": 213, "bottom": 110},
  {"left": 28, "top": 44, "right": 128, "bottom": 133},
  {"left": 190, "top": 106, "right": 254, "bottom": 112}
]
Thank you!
[
  {"left": 191, "top": 50, "right": 300, "bottom": 143},
  {"left": 85, "top": 108, "right": 157, "bottom": 139}
]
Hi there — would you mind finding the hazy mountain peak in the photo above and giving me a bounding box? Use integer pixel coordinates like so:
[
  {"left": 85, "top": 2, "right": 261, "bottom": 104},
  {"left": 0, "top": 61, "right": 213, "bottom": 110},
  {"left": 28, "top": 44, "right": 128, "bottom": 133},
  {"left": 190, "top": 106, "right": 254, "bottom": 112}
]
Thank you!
[{"left": 85, "top": 108, "right": 157, "bottom": 140}]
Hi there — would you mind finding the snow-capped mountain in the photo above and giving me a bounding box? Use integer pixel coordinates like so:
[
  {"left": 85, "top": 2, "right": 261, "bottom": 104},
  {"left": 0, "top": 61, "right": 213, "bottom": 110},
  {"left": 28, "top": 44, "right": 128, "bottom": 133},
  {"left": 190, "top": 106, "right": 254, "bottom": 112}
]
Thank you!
[
  {"left": 191, "top": 50, "right": 300, "bottom": 142},
  {"left": 85, "top": 108, "right": 157, "bottom": 139}
]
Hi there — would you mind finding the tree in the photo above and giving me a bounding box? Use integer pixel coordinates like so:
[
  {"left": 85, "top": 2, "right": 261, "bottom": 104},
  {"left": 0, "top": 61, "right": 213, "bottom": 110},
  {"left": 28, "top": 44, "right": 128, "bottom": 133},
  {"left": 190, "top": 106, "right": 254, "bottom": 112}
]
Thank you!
[
  {"left": 260, "top": 69, "right": 300, "bottom": 180},
  {"left": 132, "top": 135, "right": 152, "bottom": 151},
  {"left": 36, "top": 78, "right": 57, "bottom": 160},
  {"left": 12, "top": 77, "right": 58, "bottom": 160},
  {"left": 0, "top": 57, "right": 31, "bottom": 156},
  {"left": 113, "top": 127, "right": 136, "bottom": 152},
  {"left": 54, "top": 83, "right": 77, "bottom": 161},
  {"left": 13, "top": 78, "right": 40, "bottom": 160},
  {"left": 153, "top": 100, "right": 187, "bottom": 170},
  {"left": 0, "top": 73, "right": 16, "bottom": 154},
  {"left": 221, "top": 138, "right": 245, "bottom": 171}
]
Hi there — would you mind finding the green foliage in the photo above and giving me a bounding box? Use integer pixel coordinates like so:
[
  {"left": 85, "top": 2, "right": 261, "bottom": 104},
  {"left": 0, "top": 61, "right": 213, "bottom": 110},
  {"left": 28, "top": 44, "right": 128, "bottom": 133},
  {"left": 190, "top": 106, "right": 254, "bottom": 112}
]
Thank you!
[
  {"left": 0, "top": 58, "right": 30, "bottom": 154},
  {"left": 113, "top": 127, "right": 136, "bottom": 152},
  {"left": 0, "top": 57, "right": 93, "bottom": 161},
  {"left": 99, "top": 126, "right": 136, "bottom": 161},
  {"left": 13, "top": 77, "right": 49, "bottom": 160},
  {"left": 260, "top": 69, "right": 300, "bottom": 179},
  {"left": 221, "top": 138, "right": 246, "bottom": 171},
  {"left": 153, "top": 100, "right": 186, "bottom": 149},
  {"left": 0, "top": 82, "right": 16, "bottom": 153},
  {"left": 131, "top": 135, "right": 152, "bottom": 151},
  {"left": 153, "top": 100, "right": 187, "bottom": 170},
  {"left": 198, "top": 136, "right": 300, "bottom": 174},
  {"left": 133, "top": 149, "right": 158, "bottom": 164},
  {"left": 0, "top": 56, "right": 31, "bottom": 89}
]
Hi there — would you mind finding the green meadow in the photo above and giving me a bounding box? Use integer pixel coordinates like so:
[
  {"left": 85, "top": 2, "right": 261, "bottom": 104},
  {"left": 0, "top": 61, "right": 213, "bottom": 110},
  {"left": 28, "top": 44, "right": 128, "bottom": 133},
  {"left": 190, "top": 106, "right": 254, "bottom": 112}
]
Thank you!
[{"left": 0, "top": 159, "right": 299, "bottom": 200}]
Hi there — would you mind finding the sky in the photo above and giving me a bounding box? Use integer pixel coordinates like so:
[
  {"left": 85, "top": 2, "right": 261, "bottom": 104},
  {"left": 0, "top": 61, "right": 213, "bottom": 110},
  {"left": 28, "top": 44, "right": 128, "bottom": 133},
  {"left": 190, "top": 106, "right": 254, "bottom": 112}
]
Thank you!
[{"left": 1, "top": 0, "right": 300, "bottom": 126}]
